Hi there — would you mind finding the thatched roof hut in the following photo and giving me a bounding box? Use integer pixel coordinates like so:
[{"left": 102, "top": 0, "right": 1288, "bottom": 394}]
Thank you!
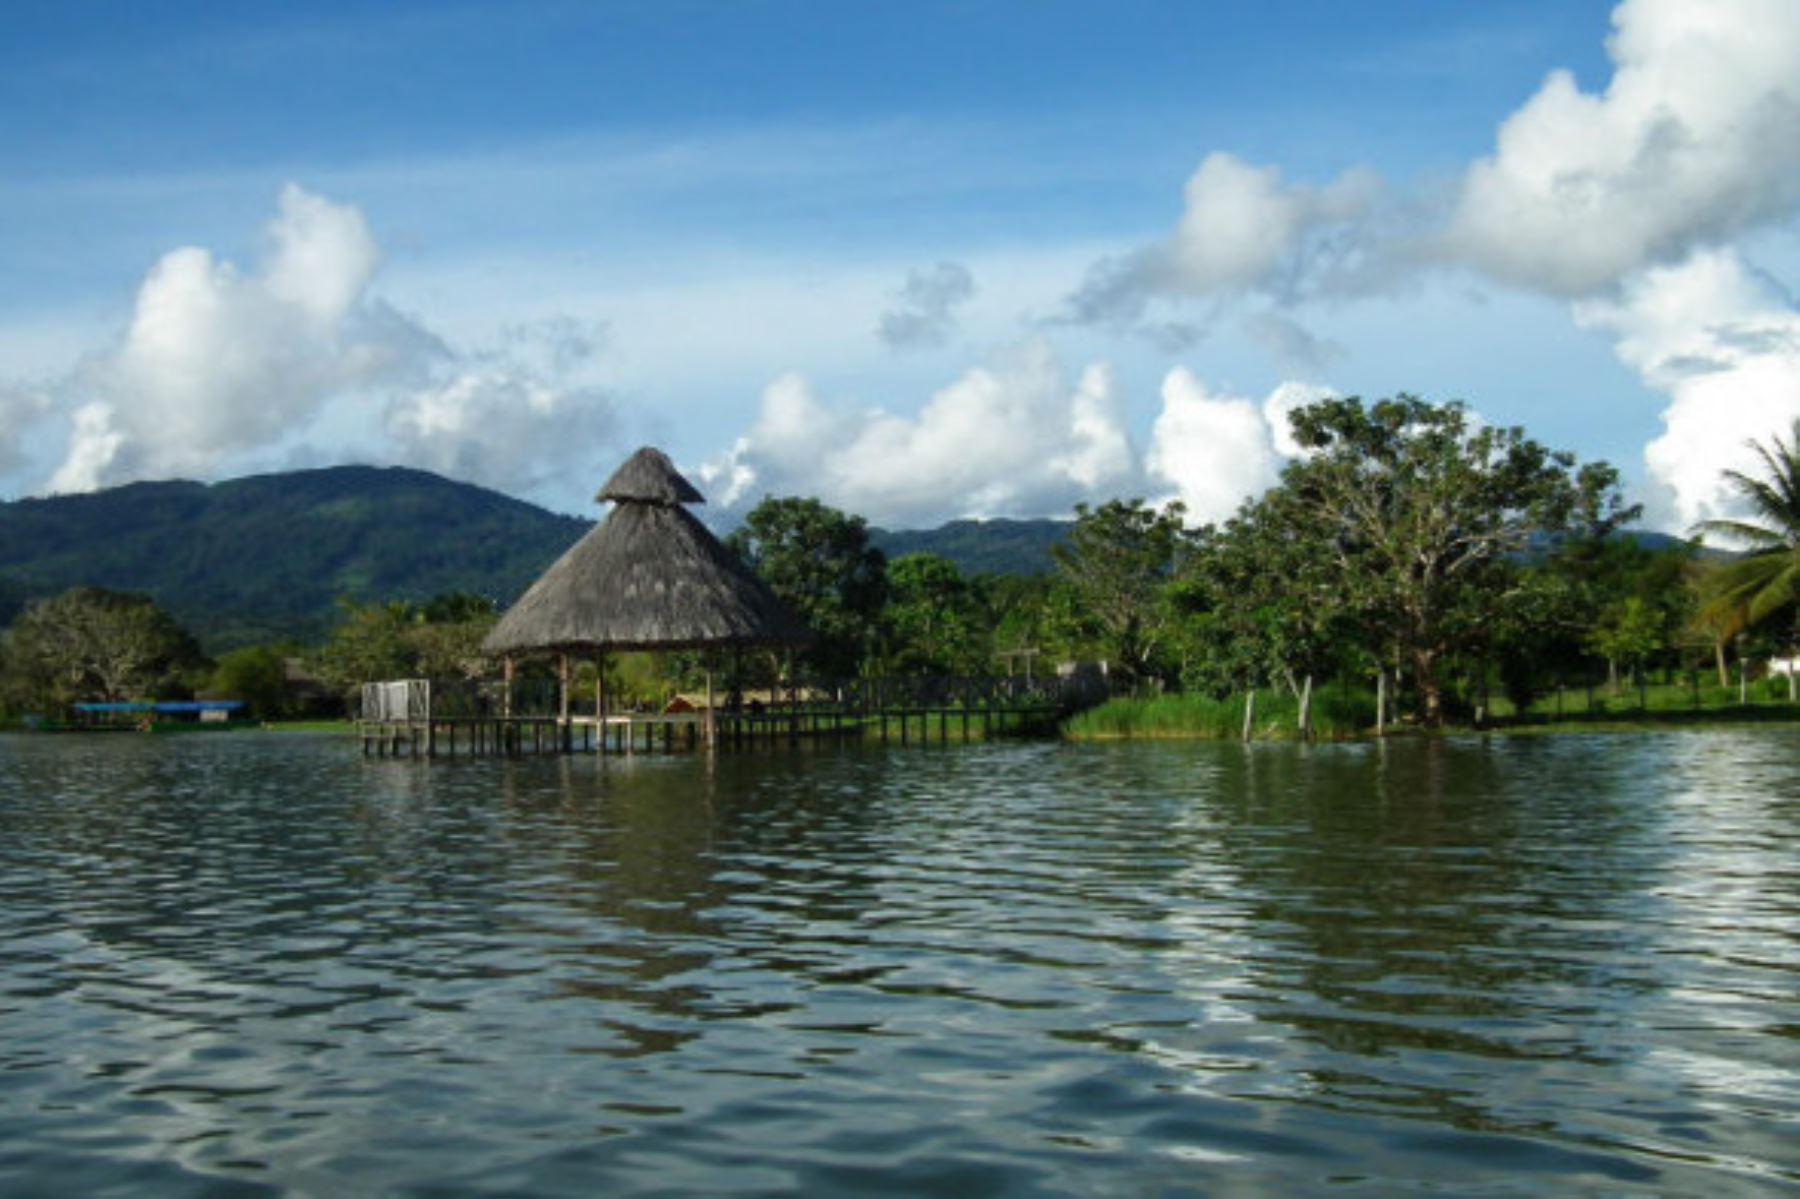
[{"left": 482, "top": 447, "right": 811, "bottom": 656}]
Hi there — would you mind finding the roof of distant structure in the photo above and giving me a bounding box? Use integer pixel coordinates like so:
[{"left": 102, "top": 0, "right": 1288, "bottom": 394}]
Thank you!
[
  {"left": 596, "top": 445, "right": 706, "bottom": 506},
  {"left": 482, "top": 446, "right": 812, "bottom": 654}
]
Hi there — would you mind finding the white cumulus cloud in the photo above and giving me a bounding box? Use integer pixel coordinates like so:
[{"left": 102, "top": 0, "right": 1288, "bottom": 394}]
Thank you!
[
  {"left": 45, "top": 185, "right": 419, "bottom": 491},
  {"left": 699, "top": 340, "right": 1140, "bottom": 526},
  {"left": 1449, "top": 0, "right": 1800, "bottom": 296},
  {"left": 1576, "top": 249, "right": 1800, "bottom": 529},
  {"left": 1145, "top": 370, "right": 1315, "bottom": 524},
  {"left": 704, "top": 343, "right": 1335, "bottom": 528},
  {"left": 385, "top": 372, "right": 613, "bottom": 494},
  {"left": 1067, "top": 153, "right": 1383, "bottom": 326},
  {"left": 33, "top": 185, "right": 614, "bottom": 497}
]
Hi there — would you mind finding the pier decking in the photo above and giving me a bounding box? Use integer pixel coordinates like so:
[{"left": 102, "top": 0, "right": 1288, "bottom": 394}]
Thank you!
[{"left": 357, "top": 676, "right": 1080, "bottom": 758}]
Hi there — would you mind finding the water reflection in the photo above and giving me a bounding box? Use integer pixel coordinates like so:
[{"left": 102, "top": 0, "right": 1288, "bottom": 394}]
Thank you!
[{"left": 1, "top": 731, "right": 1796, "bottom": 1196}]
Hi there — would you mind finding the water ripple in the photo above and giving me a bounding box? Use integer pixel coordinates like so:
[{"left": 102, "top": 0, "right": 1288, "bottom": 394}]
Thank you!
[{"left": 1, "top": 730, "right": 1797, "bottom": 1196}]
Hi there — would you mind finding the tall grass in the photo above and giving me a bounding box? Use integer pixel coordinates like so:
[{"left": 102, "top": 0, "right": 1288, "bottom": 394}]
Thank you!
[
  {"left": 1064, "top": 688, "right": 1373, "bottom": 741},
  {"left": 1065, "top": 675, "right": 1800, "bottom": 742}
]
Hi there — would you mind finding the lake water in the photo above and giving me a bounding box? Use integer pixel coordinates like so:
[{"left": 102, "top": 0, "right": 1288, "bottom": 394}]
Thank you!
[{"left": 1, "top": 730, "right": 1796, "bottom": 1197}]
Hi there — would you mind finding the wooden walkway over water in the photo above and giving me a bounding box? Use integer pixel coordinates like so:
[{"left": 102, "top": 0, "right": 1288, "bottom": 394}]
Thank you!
[{"left": 358, "top": 675, "right": 1091, "bottom": 758}]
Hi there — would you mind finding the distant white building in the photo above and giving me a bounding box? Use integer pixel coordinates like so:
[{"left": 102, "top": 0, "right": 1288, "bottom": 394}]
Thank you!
[{"left": 1770, "top": 657, "right": 1800, "bottom": 678}]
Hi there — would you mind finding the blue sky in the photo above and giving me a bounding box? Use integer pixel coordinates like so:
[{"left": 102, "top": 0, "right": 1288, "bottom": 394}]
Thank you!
[{"left": 3, "top": 0, "right": 1796, "bottom": 531}]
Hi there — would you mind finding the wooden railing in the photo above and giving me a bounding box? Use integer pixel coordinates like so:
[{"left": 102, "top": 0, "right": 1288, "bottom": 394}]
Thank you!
[{"left": 358, "top": 668, "right": 1111, "bottom": 726}]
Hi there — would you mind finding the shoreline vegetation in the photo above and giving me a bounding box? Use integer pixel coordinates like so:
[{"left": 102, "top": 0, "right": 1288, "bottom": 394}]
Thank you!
[
  {"left": 5, "top": 401, "right": 1800, "bottom": 736},
  {"left": 15, "top": 704, "right": 1797, "bottom": 743},
  {"left": 1065, "top": 684, "right": 1800, "bottom": 742}
]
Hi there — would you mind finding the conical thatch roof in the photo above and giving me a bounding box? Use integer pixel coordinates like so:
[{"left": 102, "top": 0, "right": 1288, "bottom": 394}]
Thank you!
[
  {"left": 483, "top": 447, "right": 812, "bottom": 654},
  {"left": 597, "top": 446, "right": 705, "bottom": 506}
]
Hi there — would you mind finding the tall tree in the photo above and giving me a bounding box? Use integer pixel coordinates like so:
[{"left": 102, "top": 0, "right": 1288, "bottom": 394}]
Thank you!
[
  {"left": 1278, "top": 396, "right": 1634, "bottom": 725},
  {"left": 883, "top": 553, "right": 982, "bottom": 675},
  {"left": 1, "top": 587, "right": 205, "bottom": 709},
  {"left": 1051, "top": 499, "right": 1189, "bottom": 683},
  {"left": 1691, "top": 419, "right": 1800, "bottom": 638},
  {"left": 1177, "top": 492, "right": 1352, "bottom": 699},
  {"left": 728, "top": 496, "right": 888, "bottom": 677},
  {"left": 311, "top": 595, "right": 500, "bottom": 693},
  {"left": 312, "top": 600, "right": 417, "bottom": 693},
  {"left": 1585, "top": 596, "right": 1664, "bottom": 693}
]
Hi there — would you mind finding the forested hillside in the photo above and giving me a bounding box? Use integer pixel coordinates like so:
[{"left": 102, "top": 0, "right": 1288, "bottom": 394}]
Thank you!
[
  {"left": 868, "top": 517, "right": 1068, "bottom": 577},
  {"left": 0, "top": 468, "right": 1066, "bottom": 651},
  {"left": 0, "top": 467, "right": 591, "bottom": 650}
]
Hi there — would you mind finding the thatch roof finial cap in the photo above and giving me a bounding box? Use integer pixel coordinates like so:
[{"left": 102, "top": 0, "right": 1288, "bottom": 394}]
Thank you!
[{"left": 596, "top": 446, "right": 706, "bottom": 507}]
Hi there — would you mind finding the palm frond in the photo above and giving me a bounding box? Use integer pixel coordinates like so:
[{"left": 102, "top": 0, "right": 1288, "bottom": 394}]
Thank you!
[
  {"left": 1701, "top": 549, "right": 1800, "bottom": 628},
  {"left": 1691, "top": 421, "right": 1800, "bottom": 549},
  {"left": 1692, "top": 516, "right": 1788, "bottom": 550},
  {"left": 1746, "top": 556, "right": 1800, "bottom": 624}
]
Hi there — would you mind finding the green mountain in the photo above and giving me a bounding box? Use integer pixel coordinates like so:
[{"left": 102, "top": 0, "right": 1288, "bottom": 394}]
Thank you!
[
  {"left": 0, "top": 467, "right": 591, "bottom": 650},
  {"left": 869, "top": 518, "right": 1069, "bottom": 577},
  {"left": 2, "top": 464, "right": 1696, "bottom": 653},
  {"left": 0, "top": 468, "right": 1068, "bottom": 651}
]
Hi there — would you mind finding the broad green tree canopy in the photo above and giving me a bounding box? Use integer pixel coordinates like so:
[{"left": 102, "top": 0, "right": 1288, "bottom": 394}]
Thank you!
[
  {"left": 1256, "top": 396, "right": 1635, "bottom": 724},
  {"left": 728, "top": 496, "right": 888, "bottom": 677},
  {"left": 1, "top": 587, "right": 205, "bottom": 709}
]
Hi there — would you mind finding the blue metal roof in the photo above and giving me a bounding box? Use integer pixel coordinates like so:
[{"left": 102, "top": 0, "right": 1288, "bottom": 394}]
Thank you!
[{"left": 73, "top": 701, "right": 245, "bottom": 713}]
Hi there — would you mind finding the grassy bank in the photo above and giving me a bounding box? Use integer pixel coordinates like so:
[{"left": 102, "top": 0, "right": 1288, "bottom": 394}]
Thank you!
[
  {"left": 1065, "top": 688, "right": 1800, "bottom": 741},
  {"left": 1064, "top": 689, "right": 1374, "bottom": 741}
]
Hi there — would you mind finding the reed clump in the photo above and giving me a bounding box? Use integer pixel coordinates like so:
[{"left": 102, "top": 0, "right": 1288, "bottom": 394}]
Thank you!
[{"left": 1064, "top": 690, "right": 1373, "bottom": 741}]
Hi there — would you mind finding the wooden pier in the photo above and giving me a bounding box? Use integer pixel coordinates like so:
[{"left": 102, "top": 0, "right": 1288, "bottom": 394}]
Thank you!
[{"left": 357, "top": 677, "right": 1076, "bottom": 759}]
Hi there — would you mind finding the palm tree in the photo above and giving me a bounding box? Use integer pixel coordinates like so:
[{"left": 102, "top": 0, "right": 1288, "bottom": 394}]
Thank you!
[{"left": 1692, "top": 420, "right": 1800, "bottom": 696}]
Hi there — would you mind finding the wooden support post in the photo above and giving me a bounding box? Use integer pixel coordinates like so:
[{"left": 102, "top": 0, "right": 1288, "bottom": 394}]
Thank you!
[
  {"left": 503, "top": 656, "right": 515, "bottom": 719},
  {"left": 601, "top": 655, "right": 615, "bottom": 748},
  {"left": 558, "top": 654, "right": 572, "bottom": 752},
  {"left": 704, "top": 667, "right": 715, "bottom": 750},
  {"left": 1375, "top": 673, "right": 1386, "bottom": 737},
  {"left": 597, "top": 651, "right": 610, "bottom": 753},
  {"left": 785, "top": 651, "right": 798, "bottom": 748}
]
